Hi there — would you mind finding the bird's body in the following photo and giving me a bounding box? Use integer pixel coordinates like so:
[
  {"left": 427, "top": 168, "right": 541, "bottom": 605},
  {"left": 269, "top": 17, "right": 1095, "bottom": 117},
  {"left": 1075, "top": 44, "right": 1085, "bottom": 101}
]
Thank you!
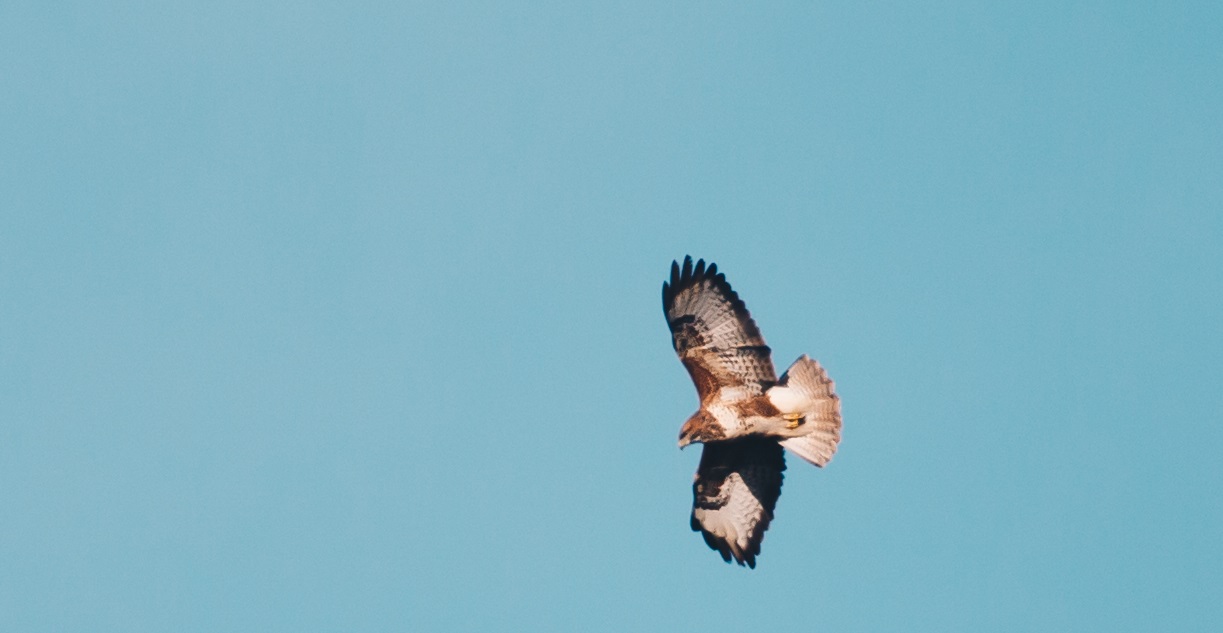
[{"left": 663, "top": 256, "right": 842, "bottom": 567}]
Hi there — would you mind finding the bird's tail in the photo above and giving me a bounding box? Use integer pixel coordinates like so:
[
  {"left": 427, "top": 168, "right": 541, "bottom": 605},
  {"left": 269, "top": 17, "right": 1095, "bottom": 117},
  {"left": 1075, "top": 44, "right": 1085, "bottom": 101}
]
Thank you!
[{"left": 767, "top": 355, "right": 842, "bottom": 467}]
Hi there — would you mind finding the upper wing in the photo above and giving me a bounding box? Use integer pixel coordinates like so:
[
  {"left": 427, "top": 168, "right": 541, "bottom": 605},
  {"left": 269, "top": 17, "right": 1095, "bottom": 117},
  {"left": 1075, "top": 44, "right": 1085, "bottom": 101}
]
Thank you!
[
  {"left": 690, "top": 436, "right": 786, "bottom": 568},
  {"left": 662, "top": 256, "right": 776, "bottom": 402}
]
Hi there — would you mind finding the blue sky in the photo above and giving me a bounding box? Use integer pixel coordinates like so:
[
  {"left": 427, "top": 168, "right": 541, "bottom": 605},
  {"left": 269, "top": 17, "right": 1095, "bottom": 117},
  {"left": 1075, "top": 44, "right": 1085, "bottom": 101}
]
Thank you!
[{"left": 3, "top": 2, "right": 1221, "bottom": 631}]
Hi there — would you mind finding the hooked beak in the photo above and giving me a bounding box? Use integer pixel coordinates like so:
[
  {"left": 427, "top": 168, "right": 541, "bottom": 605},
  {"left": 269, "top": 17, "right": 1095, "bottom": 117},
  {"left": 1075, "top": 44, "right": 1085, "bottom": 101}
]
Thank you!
[{"left": 678, "top": 435, "right": 692, "bottom": 449}]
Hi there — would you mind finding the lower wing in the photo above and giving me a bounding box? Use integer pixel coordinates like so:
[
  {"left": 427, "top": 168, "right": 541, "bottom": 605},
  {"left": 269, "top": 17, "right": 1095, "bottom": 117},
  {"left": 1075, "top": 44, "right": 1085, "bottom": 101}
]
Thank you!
[{"left": 690, "top": 436, "right": 786, "bottom": 568}]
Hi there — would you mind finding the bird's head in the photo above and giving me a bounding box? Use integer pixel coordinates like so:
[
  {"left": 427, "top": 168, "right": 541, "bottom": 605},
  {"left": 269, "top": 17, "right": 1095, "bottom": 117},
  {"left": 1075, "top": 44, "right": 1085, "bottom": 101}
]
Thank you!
[
  {"left": 678, "top": 412, "right": 722, "bottom": 449},
  {"left": 677, "top": 425, "right": 695, "bottom": 449}
]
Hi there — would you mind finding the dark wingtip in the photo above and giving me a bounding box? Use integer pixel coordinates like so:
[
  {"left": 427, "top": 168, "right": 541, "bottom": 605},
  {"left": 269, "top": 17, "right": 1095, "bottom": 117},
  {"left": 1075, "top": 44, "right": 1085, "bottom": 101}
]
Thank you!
[
  {"left": 663, "top": 259, "right": 679, "bottom": 310},
  {"left": 665, "top": 256, "right": 698, "bottom": 311},
  {"left": 664, "top": 256, "right": 757, "bottom": 341},
  {"left": 669, "top": 255, "right": 718, "bottom": 287},
  {"left": 662, "top": 255, "right": 756, "bottom": 335}
]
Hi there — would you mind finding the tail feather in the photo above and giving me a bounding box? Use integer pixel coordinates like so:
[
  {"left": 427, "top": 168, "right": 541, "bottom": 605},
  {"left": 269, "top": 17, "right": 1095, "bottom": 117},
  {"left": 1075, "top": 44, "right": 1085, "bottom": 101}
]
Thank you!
[{"left": 769, "top": 355, "right": 842, "bottom": 467}]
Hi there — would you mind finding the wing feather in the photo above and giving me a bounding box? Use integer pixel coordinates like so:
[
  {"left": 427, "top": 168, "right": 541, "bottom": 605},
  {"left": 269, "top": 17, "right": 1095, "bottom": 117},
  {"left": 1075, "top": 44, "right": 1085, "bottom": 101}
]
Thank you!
[
  {"left": 662, "top": 256, "right": 776, "bottom": 402},
  {"left": 690, "top": 436, "right": 785, "bottom": 568}
]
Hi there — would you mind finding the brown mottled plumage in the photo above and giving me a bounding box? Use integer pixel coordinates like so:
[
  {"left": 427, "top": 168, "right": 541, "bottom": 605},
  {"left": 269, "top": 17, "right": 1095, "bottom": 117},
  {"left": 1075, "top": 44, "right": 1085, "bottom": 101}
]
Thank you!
[{"left": 663, "top": 256, "right": 843, "bottom": 568}]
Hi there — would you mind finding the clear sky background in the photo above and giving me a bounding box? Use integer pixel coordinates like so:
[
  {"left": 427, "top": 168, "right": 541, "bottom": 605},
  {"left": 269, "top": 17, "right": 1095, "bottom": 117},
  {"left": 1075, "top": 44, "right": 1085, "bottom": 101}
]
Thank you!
[{"left": 3, "top": 2, "right": 1221, "bottom": 631}]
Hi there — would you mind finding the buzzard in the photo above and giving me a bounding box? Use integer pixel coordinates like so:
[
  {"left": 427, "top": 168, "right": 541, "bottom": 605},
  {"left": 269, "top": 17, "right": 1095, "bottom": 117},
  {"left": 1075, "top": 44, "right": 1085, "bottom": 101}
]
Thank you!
[{"left": 664, "top": 256, "right": 842, "bottom": 568}]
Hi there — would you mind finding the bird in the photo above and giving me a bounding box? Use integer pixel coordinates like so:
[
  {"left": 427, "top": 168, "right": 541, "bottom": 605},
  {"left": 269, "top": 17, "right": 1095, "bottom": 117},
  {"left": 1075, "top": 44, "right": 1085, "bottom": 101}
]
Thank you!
[{"left": 663, "top": 255, "right": 842, "bottom": 568}]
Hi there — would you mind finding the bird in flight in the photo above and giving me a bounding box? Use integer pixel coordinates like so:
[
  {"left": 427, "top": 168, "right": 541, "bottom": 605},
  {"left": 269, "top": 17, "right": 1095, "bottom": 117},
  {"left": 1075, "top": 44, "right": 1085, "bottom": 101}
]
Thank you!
[{"left": 663, "top": 256, "right": 842, "bottom": 568}]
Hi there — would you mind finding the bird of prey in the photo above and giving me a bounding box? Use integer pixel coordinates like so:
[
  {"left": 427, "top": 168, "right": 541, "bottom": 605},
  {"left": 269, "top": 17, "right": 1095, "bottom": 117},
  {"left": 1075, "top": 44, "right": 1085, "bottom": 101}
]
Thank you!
[{"left": 663, "top": 256, "right": 842, "bottom": 567}]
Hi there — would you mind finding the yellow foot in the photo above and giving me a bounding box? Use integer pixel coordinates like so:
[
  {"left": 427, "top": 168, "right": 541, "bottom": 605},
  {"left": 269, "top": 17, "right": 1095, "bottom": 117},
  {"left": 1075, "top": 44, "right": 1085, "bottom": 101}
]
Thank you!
[{"left": 783, "top": 413, "right": 805, "bottom": 430}]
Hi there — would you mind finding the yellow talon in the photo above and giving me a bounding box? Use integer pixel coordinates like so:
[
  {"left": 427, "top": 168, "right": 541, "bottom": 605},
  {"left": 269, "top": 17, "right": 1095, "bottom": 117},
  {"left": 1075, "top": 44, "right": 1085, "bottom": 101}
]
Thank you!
[{"left": 783, "top": 412, "right": 805, "bottom": 430}]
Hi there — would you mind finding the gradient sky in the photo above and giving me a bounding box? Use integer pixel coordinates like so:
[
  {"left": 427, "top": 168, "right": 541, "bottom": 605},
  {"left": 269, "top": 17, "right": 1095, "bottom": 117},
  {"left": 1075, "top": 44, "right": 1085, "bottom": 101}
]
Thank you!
[{"left": 3, "top": 2, "right": 1222, "bottom": 631}]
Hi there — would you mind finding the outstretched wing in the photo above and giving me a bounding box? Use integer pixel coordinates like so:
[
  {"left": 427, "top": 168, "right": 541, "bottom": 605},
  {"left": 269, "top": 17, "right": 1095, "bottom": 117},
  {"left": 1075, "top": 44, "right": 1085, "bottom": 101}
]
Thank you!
[
  {"left": 690, "top": 436, "right": 786, "bottom": 568},
  {"left": 662, "top": 256, "right": 776, "bottom": 403}
]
